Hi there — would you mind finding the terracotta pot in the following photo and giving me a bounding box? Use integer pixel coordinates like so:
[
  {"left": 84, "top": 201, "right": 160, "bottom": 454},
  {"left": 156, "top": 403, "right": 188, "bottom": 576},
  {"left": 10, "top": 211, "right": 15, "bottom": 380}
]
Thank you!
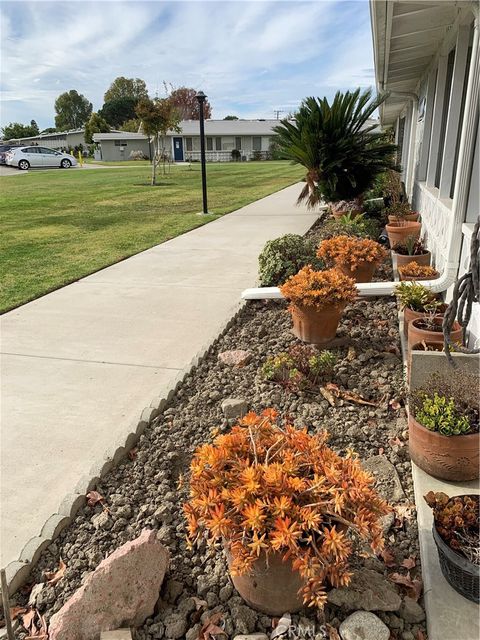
[
  {"left": 332, "top": 209, "right": 362, "bottom": 220},
  {"left": 407, "top": 316, "right": 462, "bottom": 352},
  {"left": 226, "top": 548, "right": 303, "bottom": 615},
  {"left": 399, "top": 270, "right": 439, "bottom": 282},
  {"left": 394, "top": 251, "right": 431, "bottom": 268},
  {"left": 408, "top": 413, "right": 479, "bottom": 481},
  {"left": 291, "top": 303, "right": 346, "bottom": 345},
  {"left": 388, "top": 213, "right": 419, "bottom": 223},
  {"left": 336, "top": 260, "right": 378, "bottom": 283},
  {"left": 407, "top": 341, "right": 445, "bottom": 384},
  {"left": 385, "top": 221, "right": 421, "bottom": 249},
  {"left": 403, "top": 304, "right": 446, "bottom": 337}
]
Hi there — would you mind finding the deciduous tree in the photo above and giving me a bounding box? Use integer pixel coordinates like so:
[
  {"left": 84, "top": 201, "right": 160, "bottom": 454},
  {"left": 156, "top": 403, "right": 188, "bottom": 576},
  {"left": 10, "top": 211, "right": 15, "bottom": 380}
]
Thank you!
[
  {"left": 84, "top": 112, "right": 110, "bottom": 144},
  {"left": 135, "top": 97, "right": 181, "bottom": 185},
  {"left": 99, "top": 97, "right": 138, "bottom": 128},
  {"left": 2, "top": 120, "right": 39, "bottom": 139},
  {"left": 223, "top": 115, "right": 238, "bottom": 120},
  {"left": 54, "top": 90, "right": 93, "bottom": 130},
  {"left": 120, "top": 118, "right": 142, "bottom": 133},
  {"left": 168, "top": 86, "right": 212, "bottom": 120},
  {"left": 104, "top": 77, "right": 149, "bottom": 102}
]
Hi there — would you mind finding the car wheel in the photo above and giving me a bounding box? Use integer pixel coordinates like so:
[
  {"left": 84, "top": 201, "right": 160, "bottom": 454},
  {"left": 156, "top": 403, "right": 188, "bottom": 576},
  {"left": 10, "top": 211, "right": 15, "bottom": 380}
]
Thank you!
[
  {"left": 18, "top": 159, "right": 30, "bottom": 170},
  {"left": 61, "top": 159, "right": 72, "bottom": 169}
]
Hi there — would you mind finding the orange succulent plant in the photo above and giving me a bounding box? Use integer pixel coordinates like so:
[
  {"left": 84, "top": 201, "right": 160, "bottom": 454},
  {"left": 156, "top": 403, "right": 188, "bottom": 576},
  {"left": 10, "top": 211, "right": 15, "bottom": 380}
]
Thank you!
[
  {"left": 184, "top": 410, "right": 389, "bottom": 608},
  {"left": 317, "top": 235, "right": 387, "bottom": 272},
  {"left": 279, "top": 266, "right": 357, "bottom": 310},
  {"left": 398, "top": 261, "right": 439, "bottom": 279}
]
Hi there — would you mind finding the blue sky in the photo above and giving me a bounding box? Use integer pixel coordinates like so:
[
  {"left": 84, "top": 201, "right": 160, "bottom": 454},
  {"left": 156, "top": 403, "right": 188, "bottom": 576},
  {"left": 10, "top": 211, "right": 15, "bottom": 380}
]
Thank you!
[{"left": 1, "top": 0, "right": 375, "bottom": 129}]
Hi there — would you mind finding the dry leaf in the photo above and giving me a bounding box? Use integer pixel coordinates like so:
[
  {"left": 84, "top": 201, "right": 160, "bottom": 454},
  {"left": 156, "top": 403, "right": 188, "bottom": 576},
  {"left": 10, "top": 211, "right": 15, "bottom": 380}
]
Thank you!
[
  {"left": 325, "top": 383, "right": 378, "bottom": 407},
  {"left": 410, "top": 577, "right": 423, "bottom": 602},
  {"left": 393, "top": 504, "right": 414, "bottom": 528},
  {"left": 86, "top": 491, "right": 104, "bottom": 508},
  {"left": 378, "top": 447, "right": 385, "bottom": 455},
  {"left": 319, "top": 386, "right": 336, "bottom": 407},
  {"left": 388, "top": 436, "right": 405, "bottom": 448},
  {"left": 128, "top": 448, "right": 137, "bottom": 461},
  {"left": 346, "top": 346, "right": 356, "bottom": 361},
  {"left": 326, "top": 623, "right": 341, "bottom": 640},
  {"left": 381, "top": 548, "right": 396, "bottom": 567},
  {"left": 416, "top": 630, "right": 427, "bottom": 640},
  {"left": 401, "top": 556, "right": 416, "bottom": 570},
  {"left": 28, "top": 582, "right": 44, "bottom": 607},
  {"left": 192, "top": 596, "right": 208, "bottom": 610},
  {"left": 10, "top": 606, "right": 28, "bottom": 620},
  {"left": 389, "top": 571, "right": 414, "bottom": 588},
  {"left": 198, "top": 612, "right": 226, "bottom": 640},
  {"left": 21, "top": 609, "right": 36, "bottom": 632},
  {"left": 45, "top": 558, "right": 66, "bottom": 585},
  {"left": 177, "top": 473, "right": 184, "bottom": 489}
]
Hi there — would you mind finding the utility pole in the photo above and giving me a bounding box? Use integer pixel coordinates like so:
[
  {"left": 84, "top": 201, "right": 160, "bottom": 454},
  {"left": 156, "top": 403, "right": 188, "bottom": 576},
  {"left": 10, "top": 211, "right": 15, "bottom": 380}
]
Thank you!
[{"left": 274, "top": 109, "right": 284, "bottom": 120}]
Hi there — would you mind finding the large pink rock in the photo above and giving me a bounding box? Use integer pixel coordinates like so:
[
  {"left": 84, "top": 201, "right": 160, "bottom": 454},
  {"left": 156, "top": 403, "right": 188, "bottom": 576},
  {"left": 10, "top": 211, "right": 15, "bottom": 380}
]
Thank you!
[
  {"left": 49, "top": 530, "right": 169, "bottom": 640},
  {"left": 218, "top": 350, "right": 252, "bottom": 367}
]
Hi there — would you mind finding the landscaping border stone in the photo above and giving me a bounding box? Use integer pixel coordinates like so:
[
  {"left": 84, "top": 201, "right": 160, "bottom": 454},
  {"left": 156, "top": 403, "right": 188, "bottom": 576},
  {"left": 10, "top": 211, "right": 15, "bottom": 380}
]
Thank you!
[{"left": 4, "top": 301, "right": 246, "bottom": 595}]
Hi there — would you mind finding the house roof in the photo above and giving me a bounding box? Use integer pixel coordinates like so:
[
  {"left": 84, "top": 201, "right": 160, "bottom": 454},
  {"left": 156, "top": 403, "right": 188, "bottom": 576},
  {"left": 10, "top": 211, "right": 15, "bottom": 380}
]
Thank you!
[{"left": 370, "top": 0, "right": 468, "bottom": 124}]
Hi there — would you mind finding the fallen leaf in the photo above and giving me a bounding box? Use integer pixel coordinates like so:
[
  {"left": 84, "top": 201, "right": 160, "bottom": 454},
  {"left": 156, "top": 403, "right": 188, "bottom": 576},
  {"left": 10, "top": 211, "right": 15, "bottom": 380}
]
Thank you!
[
  {"left": 198, "top": 612, "right": 226, "bottom": 640},
  {"left": 176, "top": 473, "right": 184, "bottom": 489},
  {"left": 393, "top": 504, "right": 415, "bottom": 528},
  {"left": 192, "top": 596, "right": 208, "bottom": 610},
  {"left": 325, "top": 383, "right": 378, "bottom": 407},
  {"left": 389, "top": 571, "right": 414, "bottom": 588},
  {"left": 416, "top": 631, "right": 427, "bottom": 640},
  {"left": 128, "top": 448, "right": 137, "bottom": 461},
  {"left": 378, "top": 447, "right": 385, "bottom": 455},
  {"left": 45, "top": 558, "right": 66, "bottom": 585},
  {"left": 10, "top": 606, "right": 28, "bottom": 620},
  {"left": 346, "top": 346, "right": 356, "bottom": 361},
  {"left": 28, "top": 582, "right": 44, "bottom": 607},
  {"left": 319, "top": 386, "right": 336, "bottom": 407},
  {"left": 388, "top": 436, "right": 405, "bottom": 448},
  {"left": 326, "top": 624, "right": 341, "bottom": 640},
  {"left": 401, "top": 556, "right": 416, "bottom": 570},
  {"left": 410, "top": 577, "right": 423, "bottom": 602},
  {"left": 86, "top": 491, "right": 104, "bottom": 508},
  {"left": 21, "top": 609, "right": 36, "bottom": 632},
  {"left": 381, "top": 548, "right": 396, "bottom": 567}
]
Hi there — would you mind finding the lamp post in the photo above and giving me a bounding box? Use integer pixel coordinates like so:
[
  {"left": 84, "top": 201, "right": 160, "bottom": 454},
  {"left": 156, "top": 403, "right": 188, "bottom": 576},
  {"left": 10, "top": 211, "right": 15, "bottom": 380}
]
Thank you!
[{"left": 195, "top": 90, "right": 209, "bottom": 214}]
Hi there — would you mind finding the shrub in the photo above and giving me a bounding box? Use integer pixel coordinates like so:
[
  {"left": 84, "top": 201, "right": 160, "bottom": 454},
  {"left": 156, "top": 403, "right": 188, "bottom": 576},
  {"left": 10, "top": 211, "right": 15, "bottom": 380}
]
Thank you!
[
  {"left": 398, "top": 261, "right": 438, "bottom": 279},
  {"left": 318, "top": 235, "right": 387, "bottom": 272},
  {"left": 280, "top": 266, "right": 357, "bottom": 310},
  {"left": 184, "top": 409, "right": 389, "bottom": 607},
  {"left": 262, "top": 344, "right": 336, "bottom": 391},
  {"left": 129, "top": 150, "right": 148, "bottom": 160},
  {"left": 231, "top": 149, "right": 241, "bottom": 161},
  {"left": 394, "top": 281, "right": 440, "bottom": 312},
  {"left": 258, "top": 234, "right": 323, "bottom": 286},
  {"left": 424, "top": 492, "right": 479, "bottom": 564},
  {"left": 310, "top": 214, "right": 379, "bottom": 244}
]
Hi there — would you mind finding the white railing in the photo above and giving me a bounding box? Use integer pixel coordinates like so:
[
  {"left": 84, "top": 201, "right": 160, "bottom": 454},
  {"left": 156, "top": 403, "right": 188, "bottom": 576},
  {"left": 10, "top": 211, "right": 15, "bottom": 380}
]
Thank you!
[{"left": 184, "top": 150, "right": 270, "bottom": 163}]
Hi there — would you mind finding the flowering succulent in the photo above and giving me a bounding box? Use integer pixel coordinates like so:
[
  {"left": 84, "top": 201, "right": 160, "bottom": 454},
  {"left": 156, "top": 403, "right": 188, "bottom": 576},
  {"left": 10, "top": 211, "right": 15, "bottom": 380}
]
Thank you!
[
  {"left": 317, "top": 235, "right": 387, "bottom": 272},
  {"left": 262, "top": 345, "right": 336, "bottom": 392},
  {"left": 425, "top": 492, "right": 479, "bottom": 564},
  {"left": 184, "top": 410, "right": 389, "bottom": 608},
  {"left": 398, "top": 261, "right": 439, "bottom": 279},
  {"left": 280, "top": 266, "right": 357, "bottom": 310}
]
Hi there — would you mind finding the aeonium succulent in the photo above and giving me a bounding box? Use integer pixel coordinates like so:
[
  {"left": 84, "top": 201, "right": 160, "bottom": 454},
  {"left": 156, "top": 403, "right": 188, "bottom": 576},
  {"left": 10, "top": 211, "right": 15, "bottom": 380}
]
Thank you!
[{"left": 184, "top": 410, "right": 389, "bottom": 608}]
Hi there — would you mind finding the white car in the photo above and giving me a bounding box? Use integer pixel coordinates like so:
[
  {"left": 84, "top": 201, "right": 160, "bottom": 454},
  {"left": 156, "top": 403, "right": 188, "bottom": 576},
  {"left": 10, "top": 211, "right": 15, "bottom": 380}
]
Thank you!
[{"left": 5, "top": 146, "right": 77, "bottom": 170}]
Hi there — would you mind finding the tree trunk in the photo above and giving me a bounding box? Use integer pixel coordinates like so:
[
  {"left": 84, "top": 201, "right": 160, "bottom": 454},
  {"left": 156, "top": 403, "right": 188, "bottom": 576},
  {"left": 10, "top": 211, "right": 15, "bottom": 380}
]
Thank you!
[{"left": 151, "top": 135, "right": 158, "bottom": 186}]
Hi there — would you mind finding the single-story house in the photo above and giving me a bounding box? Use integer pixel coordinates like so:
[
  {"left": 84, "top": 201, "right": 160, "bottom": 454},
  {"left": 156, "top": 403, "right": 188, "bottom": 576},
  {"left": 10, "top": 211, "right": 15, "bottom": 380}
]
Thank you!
[
  {"left": 371, "top": 0, "right": 479, "bottom": 343},
  {"left": 5, "top": 128, "right": 89, "bottom": 150},
  {"left": 93, "top": 119, "right": 289, "bottom": 163}
]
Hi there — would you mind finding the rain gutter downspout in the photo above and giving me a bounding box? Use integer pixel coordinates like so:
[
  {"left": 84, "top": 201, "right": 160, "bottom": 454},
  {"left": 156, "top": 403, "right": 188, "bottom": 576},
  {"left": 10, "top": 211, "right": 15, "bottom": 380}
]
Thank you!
[{"left": 242, "top": 14, "right": 479, "bottom": 302}]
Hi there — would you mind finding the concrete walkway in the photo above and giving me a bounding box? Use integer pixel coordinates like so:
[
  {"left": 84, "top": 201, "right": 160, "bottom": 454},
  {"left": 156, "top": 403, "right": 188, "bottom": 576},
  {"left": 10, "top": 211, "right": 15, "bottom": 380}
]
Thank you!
[{"left": 0, "top": 183, "right": 317, "bottom": 569}]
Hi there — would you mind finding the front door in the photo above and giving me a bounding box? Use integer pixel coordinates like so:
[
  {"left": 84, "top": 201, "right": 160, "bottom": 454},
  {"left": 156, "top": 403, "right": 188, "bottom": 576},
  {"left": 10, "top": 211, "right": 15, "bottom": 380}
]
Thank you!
[{"left": 173, "top": 137, "right": 184, "bottom": 162}]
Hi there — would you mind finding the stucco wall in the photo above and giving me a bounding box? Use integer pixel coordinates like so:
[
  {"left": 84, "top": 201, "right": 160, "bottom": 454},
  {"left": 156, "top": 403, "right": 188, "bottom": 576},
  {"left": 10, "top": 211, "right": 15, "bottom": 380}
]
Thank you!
[{"left": 99, "top": 139, "right": 151, "bottom": 161}]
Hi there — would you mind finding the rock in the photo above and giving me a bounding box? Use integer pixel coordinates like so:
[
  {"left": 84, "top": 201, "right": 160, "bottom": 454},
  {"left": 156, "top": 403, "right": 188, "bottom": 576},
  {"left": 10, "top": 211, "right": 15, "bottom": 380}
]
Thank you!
[
  {"left": 186, "top": 625, "right": 202, "bottom": 640},
  {"left": 233, "top": 635, "right": 268, "bottom": 640},
  {"left": 164, "top": 613, "right": 188, "bottom": 639},
  {"left": 219, "top": 583, "right": 233, "bottom": 602},
  {"left": 221, "top": 398, "right": 248, "bottom": 419},
  {"left": 92, "top": 510, "right": 112, "bottom": 530},
  {"left": 100, "top": 631, "right": 132, "bottom": 640},
  {"left": 163, "top": 578, "right": 184, "bottom": 604},
  {"left": 362, "top": 456, "right": 405, "bottom": 502},
  {"left": 379, "top": 512, "right": 395, "bottom": 535},
  {"left": 218, "top": 350, "right": 252, "bottom": 367},
  {"left": 230, "top": 604, "right": 257, "bottom": 635},
  {"left": 399, "top": 597, "right": 425, "bottom": 623},
  {"left": 339, "top": 611, "right": 390, "bottom": 640},
  {"left": 327, "top": 569, "right": 401, "bottom": 612},
  {"left": 49, "top": 530, "right": 169, "bottom": 640}
]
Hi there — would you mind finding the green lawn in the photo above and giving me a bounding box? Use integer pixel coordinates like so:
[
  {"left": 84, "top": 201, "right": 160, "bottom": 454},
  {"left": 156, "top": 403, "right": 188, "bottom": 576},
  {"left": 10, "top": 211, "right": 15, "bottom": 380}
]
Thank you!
[{"left": 0, "top": 162, "right": 302, "bottom": 313}]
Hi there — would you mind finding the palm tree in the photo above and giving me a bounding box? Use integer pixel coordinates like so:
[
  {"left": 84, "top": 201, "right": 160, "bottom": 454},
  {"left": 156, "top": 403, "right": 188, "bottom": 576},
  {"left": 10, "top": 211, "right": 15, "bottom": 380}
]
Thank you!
[{"left": 273, "top": 89, "right": 398, "bottom": 209}]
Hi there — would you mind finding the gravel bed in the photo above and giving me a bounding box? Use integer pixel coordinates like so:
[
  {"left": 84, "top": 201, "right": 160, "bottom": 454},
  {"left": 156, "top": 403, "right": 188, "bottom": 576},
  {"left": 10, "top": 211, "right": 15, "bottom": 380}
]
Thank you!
[{"left": 14, "top": 259, "right": 426, "bottom": 640}]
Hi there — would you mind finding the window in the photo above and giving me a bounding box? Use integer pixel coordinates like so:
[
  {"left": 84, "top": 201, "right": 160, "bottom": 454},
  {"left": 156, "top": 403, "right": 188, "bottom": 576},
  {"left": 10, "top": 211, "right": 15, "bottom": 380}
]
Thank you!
[
  {"left": 450, "top": 42, "right": 473, "bottom": 198},
  {"left": 435, "top": 47, "right": 456, "bottom": 188},
  {"left": 114, "top": 141, "right": 127, "bottom": 147},
  {"left": 215, "top": 137, "right": 222, "bottom": 151},
  {"left": 206, "top": 137, "right": 213, "bottom": 151},
  {"left": 40, "top": 148, "right": 57, "bottom": 155},
  {"left": 235, "top": 137, "right": 242, "bottom": 150},
  {"left": 185, "top": 137, "right": 192, "bottom": 151},
  {"left": 252, "top": 136, "right": 261, "bottom": 151},
  {"left": 25, "top": 147, "right": 39, "bottom": 153}
]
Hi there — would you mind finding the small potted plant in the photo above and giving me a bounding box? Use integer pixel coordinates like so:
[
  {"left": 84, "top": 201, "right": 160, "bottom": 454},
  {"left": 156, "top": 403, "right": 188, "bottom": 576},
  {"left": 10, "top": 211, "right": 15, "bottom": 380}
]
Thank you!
[
  {"left": 398, "top": 261, "right": 439, "bottom": 281},
  {"left": 394, "top": 281, "right": 446, "bottom": 337},
  {"left": 330, "top": 199, "right": 363, "bottom": 220},
  {"left": 408, "top": 312, "right": 463, "bottom": 352},
  {"left": 280, "top": 266, "right": 357, "bottom": 344},
  {"left": 393, "top": 237, "right": 431, "bottom": 268},
  {"left": 317, "top": 235, "right": 387, "bottom": 283},
  {"left": 424, "top": 492, "right": 479, "bottom": 603},
  {"left": 408, "top": 373, "right": 479, "bottom": 480},
  {"left": 184, "top": 409, "right": 389, "bottom": 614},
  {"left": 386, "top": 201, "right": 419, "bottom": 223},
  {"left": 382, "top": 169, "right": 403, "bottom": 208}
]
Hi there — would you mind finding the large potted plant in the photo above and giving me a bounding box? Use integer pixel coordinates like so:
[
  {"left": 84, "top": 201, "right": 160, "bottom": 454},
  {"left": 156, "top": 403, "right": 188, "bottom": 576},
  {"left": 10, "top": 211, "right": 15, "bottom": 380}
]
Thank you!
[
  {"left": 393, "top": 237, "right": 431, "bottom": 268},
  {"left": 424, "top": 492, "right": 479, "bottom": 603},
  {"left": 394, "top": 282, "right": 446, "bottom": 337},
  {"left": 408, "top": 373, "right": 479, "bottom": 481},
  {"left": 317, "top": 235, "right": 387, "bottom": 283},
  {"left": 273, "top": 89, "right": 398, "bottom": 211},
  {"left": 386, "top": 201, "right": 419, "bottom": 223},
  {"left": 398, "top": 261, "right": 439, "bottom": 281},
  {"left": 279, "top": 266, "right": 357, "bottom": 344},
  {"left": 184, "top": 410, "right": 389, "bottom": 614}
]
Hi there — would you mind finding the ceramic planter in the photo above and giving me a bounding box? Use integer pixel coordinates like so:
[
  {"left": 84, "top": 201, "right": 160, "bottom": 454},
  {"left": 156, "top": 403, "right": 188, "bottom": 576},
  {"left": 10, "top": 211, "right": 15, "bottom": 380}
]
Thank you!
[
  {"left": 407, "top": 316, "right": 462, "bottom": 352},
  {"left": 408, "top": 413, "right": 479, "bottom": 481},
  {"left": 336, "top": 260, "right": 378, "bottom": 283},
  {"left": 291, "top": 303, "right": 346, "bottom": 345},
  {"left": 385, "top": 221, "right": 421, "bottom": 249},
  {"left": 388, "top": 212, "right": 419, "bottom": 223},
  {"left": 394, "top": 251, "right": 431, "bottom": 268},
  {"left": 403, "top": 304, "right": 447, "bottom": 338},
  {"left": 225, "top": 548, "right": 303, "bottom": 615}
]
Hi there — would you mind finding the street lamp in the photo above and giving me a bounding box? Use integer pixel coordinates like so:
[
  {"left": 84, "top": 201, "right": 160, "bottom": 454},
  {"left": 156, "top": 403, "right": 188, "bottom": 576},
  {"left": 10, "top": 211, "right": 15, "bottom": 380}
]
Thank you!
[{"left": 195, "top": 90, "right": 209, "bottom": 214}]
